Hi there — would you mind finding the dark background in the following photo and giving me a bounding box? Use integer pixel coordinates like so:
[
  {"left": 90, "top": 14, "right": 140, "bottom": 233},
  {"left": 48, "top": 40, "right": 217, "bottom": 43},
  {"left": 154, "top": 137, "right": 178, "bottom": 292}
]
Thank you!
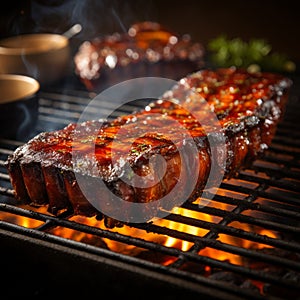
[{"left": 1, "top": 0, "right": 300, "bottom": 66}]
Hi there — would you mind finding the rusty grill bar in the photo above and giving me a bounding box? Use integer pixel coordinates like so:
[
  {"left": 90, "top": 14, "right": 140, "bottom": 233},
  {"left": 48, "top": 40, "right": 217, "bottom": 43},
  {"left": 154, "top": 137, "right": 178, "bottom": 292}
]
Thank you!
[{"left": 0, "top": 75, "right": 300, "bottom": 299}]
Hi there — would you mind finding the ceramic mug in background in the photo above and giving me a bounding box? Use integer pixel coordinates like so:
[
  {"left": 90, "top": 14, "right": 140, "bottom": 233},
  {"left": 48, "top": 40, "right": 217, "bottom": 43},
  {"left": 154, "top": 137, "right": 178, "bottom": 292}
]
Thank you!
[
  {"left": 0, "top": 74, "right": 40, "bottom": 141},
  {"left": 0, "top": 33, "right": 71, "bottom": 85}
]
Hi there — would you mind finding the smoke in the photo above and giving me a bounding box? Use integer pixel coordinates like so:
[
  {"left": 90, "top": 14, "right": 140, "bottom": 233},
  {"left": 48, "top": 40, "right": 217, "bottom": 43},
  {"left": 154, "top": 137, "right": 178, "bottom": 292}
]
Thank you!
[
  {"left": 111, "top": 7, "right": 127, "bottom": 33},
  {"left": 29, "top": 0, "right": 158, "bottom": 39}
]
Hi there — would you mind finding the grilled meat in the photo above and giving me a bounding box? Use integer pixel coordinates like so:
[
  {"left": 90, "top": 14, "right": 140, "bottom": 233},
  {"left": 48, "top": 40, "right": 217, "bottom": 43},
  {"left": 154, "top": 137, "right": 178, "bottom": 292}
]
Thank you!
[
  {"left": 74, "top": 21, "right": 205, "bottom": 92},
  {"left": 5, "top": 68, "right": 292, "bottom": 228}
]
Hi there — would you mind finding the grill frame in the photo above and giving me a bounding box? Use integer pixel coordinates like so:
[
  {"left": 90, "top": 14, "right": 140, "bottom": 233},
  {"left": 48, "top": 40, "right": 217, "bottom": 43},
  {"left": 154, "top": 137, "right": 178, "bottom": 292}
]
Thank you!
[{"left": 0, "top": 73, "right": 300, "bottom": 299}]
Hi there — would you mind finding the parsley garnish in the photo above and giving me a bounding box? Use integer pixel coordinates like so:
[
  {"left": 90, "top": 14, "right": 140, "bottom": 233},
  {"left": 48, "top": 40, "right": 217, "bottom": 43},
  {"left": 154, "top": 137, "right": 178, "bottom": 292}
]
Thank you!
[{"left": 208, "top": 35, "right": 296, "bottom": 73}]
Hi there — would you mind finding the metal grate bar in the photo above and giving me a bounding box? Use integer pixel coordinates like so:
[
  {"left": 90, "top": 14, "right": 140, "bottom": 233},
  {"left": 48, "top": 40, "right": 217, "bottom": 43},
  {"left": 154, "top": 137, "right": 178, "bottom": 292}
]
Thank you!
[
  {"left": 1, "top": 200, "right": 299, "bottom": 275},
  {"left": 168, "top": 182, "right": 266, "bottom": 269},
  {"left": 0, "top": 213, "right": 299, "bottom": 293},
  {"left": 164, "top": 213, "right": 300, "bottom": 252},
  {"left": 1, "top": 77, "right": 300, "bottom": 299},
  {"left": 237, "top": 172, "right": 300, "bottom": 194},
  {"left": 0, "top": 223, "right": 276, "bottom": 300},
  {"left": 183, "top": 203, "right": 300, "bottom": 234}
]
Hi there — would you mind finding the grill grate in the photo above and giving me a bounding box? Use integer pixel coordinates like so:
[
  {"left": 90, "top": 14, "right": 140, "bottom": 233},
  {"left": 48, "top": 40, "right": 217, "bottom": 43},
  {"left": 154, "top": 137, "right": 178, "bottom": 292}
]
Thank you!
[{"left": 0, "top": 74, "right": 300, "bottom": 299}]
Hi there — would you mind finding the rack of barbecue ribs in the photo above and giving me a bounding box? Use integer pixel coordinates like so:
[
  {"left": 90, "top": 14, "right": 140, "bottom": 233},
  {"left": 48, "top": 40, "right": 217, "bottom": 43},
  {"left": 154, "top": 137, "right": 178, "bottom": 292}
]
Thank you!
[
  {"left": 74, "top": 21, "right": 205, "bottom": 92},
  {"left": 5, "top": 68, "right": 292, "bottom": 228}
]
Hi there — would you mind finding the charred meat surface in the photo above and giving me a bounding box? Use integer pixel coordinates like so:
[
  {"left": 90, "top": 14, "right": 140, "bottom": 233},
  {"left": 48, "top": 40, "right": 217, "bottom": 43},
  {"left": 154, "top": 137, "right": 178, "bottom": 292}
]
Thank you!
[{"left": 5, "top": 68, "right": 292, "bottom": 227}]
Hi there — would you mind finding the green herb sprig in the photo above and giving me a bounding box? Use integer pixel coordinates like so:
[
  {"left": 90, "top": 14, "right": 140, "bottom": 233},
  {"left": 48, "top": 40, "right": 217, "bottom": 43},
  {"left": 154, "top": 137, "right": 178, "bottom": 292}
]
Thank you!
[{"left": 207, "top": 35, "right": 296, "bottom": 73}]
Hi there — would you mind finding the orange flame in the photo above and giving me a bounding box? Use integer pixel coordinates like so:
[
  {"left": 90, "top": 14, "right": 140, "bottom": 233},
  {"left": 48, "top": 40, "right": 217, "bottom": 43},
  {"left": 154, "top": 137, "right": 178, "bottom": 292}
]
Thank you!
[{"left": 0, "top": 193, "right": 278, "bottom": 267}]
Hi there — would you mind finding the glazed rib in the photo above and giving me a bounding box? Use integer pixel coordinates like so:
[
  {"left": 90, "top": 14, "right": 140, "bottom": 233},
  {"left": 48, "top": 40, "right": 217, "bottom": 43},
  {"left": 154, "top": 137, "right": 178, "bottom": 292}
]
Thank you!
[
  {"left": 74, "top": 21, "right": 205, "bottom": 92},
  {"left": 5, "top": 68, "right": 292, "bottom": 227}
]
